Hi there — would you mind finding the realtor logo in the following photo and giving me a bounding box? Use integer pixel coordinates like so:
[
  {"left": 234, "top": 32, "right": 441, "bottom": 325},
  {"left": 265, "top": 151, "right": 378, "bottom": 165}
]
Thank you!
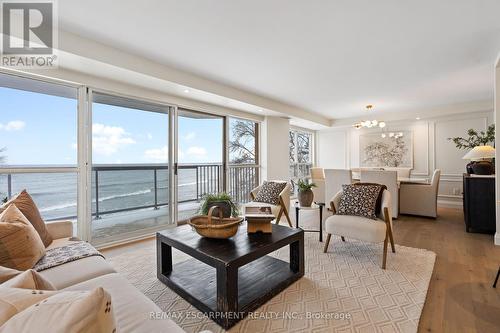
[{"left": 1, "top": 0, "right": 58, "bottom": 68}]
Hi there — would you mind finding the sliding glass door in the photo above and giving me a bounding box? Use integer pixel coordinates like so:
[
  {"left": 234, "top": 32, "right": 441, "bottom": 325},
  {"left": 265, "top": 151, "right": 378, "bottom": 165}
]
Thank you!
[
  {"left": 0, "top": 72, "right": 261, "bottom": 246},
  {"left": 90, "top": 92, "right": 173, "bottom": 245},
  {"left": 176, "top": 109, "right": 224, "bottom": 223},
  {"left": 0, "top": 73, "right": 80, "bottom": 235}
]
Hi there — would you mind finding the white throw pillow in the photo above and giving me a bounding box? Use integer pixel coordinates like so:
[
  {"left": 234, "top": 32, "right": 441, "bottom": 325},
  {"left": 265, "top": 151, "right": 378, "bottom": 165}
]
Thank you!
[
  {"left": 0, "top": 287, "right": 116, "bottom": 333},
  {"left": 0, "top": 287, "right": 57, "bottom": 326}
]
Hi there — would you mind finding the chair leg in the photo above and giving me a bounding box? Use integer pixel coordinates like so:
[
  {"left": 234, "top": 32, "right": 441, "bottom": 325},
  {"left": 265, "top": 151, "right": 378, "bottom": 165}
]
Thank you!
[
  {"left": 387, "top": 224, "right": 395, "bottom": 253},
  {"left": 494, "top": 266, "right": 500, "bottom": 288},
  {"left": 323, "top": 233, "right": 331, "bottom": 253},
  {"left": 276, "top": 208, "right": 284, "bottom": 225},
  {"left": 382, "top": 235, "right": 388, "bottom": 270},
  {"left": 341, "top": 236, "right": 346, "bottom": 242},
  {"left": 282, "top": 207, "right": 293, "bottom": 227}
]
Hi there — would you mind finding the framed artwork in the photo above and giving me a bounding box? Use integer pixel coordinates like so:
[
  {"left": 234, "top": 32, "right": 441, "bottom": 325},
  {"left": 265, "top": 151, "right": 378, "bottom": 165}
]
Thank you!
[{"left": 359, "top": 131, "right": 413, "bottom": 167}]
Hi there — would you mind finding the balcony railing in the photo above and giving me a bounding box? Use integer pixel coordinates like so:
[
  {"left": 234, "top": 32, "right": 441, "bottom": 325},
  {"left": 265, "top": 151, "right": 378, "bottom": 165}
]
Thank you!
[
  {"left": 1, "top": 163, "right": 259, "bottom": 221},
  {"left": 92, "top": 163, "right": 225, "bottom": 218}
]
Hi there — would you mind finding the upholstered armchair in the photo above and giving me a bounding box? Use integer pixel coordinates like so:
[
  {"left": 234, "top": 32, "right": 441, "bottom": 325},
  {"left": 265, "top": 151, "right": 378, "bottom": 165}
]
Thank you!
[
  {"left": 323, "top": 189, "right": 395, "bottom": 269},
  {"left": 399, "top": 169, "right": 441, "bottom": 218},
  {"left": 244, "top": 180, "right": 292, "bottom": 227}
]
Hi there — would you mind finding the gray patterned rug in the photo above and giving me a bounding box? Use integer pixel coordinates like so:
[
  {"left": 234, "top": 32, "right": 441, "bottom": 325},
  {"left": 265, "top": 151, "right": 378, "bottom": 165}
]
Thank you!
[{"left": 108, "top": 231, "right": 435, "bottom": 333}]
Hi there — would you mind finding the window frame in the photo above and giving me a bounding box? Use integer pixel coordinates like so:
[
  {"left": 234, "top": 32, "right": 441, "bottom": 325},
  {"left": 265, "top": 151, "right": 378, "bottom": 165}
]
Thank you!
[
  {"left": 0, "top": 69, "right": 263, "bottom": 246},
  {"left": 289, "top": 127, "right": 315, "bottom": 191},
  {"left": 0, "top": 70, "right": 84, "bottom": 236},
  {"left": 226, "top": 116, "right": 260, "bottom": 203}
]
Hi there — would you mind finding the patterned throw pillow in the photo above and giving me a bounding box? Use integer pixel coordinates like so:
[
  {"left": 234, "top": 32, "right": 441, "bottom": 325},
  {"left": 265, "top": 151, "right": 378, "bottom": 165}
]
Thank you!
[
  {"left": 337, "top": 184, "right": 382, "bottom": 219},
  {"left": 254, "top": 181, "right": 287, "bottom": 205}
]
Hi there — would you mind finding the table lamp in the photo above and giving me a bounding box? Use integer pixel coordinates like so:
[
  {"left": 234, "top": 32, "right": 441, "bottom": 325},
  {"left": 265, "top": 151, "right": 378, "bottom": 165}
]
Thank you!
[{"left": 462, "top": 145, "right": 495, "bottom": 175}]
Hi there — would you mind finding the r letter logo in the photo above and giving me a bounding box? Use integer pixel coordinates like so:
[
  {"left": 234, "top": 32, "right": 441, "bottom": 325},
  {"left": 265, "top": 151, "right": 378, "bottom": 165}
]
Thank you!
[{"left": 1, "top": 1, "right": 57, "bottom": 68}]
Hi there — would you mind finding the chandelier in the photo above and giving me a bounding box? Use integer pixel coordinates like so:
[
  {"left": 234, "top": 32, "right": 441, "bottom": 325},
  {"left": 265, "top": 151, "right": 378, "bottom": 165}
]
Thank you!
[
  {"left": 353, "top": 105, "right": 386, "bottom": 129},
  {"left": 353, "top": 119, "right": 386, "bottom": 129}
]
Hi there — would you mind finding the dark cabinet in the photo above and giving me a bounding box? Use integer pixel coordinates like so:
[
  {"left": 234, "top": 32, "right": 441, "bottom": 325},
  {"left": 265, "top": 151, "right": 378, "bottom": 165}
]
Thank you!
[{"left": 463, "top": 174, "right": 496, "bottom": 233}]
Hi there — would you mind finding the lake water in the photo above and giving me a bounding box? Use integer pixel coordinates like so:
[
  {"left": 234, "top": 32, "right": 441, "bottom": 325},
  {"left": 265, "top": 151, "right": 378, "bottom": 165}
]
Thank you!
[{"left": 0, "top": 169, "right": 202, "bottom": 220}]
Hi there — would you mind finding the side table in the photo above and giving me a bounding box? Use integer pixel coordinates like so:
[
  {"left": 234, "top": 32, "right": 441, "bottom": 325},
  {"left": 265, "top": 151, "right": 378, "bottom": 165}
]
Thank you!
[{"left": 295, "top": 202, "right": 324, "bottom": 242}]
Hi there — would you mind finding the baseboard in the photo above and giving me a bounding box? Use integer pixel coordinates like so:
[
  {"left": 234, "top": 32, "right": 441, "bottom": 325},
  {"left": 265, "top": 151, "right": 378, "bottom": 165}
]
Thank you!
[{"left": 495, "top": 232, "right": 500, "bottom": 246}]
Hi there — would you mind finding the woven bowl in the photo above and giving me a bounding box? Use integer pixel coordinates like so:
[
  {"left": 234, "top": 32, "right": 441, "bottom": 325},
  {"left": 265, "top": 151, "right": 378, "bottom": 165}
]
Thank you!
[{"left": 189, "top": 206, "right": 243, "bottom": 239}]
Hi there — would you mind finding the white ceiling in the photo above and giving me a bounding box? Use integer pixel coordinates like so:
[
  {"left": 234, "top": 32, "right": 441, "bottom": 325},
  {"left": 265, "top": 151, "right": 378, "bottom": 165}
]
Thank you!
[{"left": 59, "top": 0, "right": 500, "bottom": 120}]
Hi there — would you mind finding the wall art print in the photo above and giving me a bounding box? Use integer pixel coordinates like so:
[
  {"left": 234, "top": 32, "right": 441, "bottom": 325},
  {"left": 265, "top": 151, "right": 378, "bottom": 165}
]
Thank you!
[{"left": 359, "top": 131, "right": 413, "bottom": 167}]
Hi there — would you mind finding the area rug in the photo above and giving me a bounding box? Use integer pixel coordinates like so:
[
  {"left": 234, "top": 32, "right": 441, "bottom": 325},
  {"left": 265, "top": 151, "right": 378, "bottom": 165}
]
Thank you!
[{"left": 108, "top": 230, "right": 435, "bottom": 333}]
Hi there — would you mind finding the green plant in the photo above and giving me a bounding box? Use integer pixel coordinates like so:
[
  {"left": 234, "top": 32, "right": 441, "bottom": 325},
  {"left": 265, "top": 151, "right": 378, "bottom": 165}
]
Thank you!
[
  {"left": 448, "top": 124, "right": 495, "bottom": 150},
  {"left": 199, "top": 192, "right": 239, "bottom": 217},
  {"left": 296, "top": 179, "right": 316, "bottom": 192}
]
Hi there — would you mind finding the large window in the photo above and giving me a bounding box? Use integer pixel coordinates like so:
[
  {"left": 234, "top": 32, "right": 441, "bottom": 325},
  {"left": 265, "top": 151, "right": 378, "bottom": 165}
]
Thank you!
[
  {"left": 0, "top": 72, "right": 261, "bottom": 246},
  {"left": 228, "top": 118, "right": 259, "bottom": 203},
  {"left": 177, "top": 108, "right": 224, "bottom": 222},
  {"left": 0, "top": 73, "right": 79, "bottom": 223},
  {"left": 289, "top": 129, "right": 313, "bottom": 191},
  {"left": 91, "top": 92, "right": 172, "bottom": 244}
]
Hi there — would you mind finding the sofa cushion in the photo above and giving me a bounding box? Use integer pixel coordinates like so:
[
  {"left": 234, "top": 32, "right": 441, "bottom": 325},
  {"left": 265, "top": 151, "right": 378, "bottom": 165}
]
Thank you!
[
  {"left": 337, "top": 184, "right": 381, "bottom": 219},
  {"left": 65, "top": 273, "right": 185, "bottom": 333},
  {"left": 0, "top": 287, "right": 58, "bottom": 326},
  {"left": 325, "top": 214, "right": 387, "bottom": 243},
  {"left": 0, "top": 287, "right": 116, "bottom": 333},
  {"left": 1, "top": 190, "right": 52, "bottom": 247},
  {"left": 2, "top": 269, "right": 55, "bottom": 290},
  {"left": 0, "top": 204, "right": 46, "bottom": 270},
  {"left": 38, "top": 255, "right": 115, "bottom": 290},
  {"left": 254, "top": 181, "right": 287, "bottom": 205}
]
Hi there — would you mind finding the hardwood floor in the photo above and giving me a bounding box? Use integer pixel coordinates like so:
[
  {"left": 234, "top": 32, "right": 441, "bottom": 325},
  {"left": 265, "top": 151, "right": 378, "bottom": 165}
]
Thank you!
[
  {"left": 394, "top": 208, "right": 500, "bottom": 333},
  {"left": 102, "top": 207, "right": 500, "bottom": 333}
]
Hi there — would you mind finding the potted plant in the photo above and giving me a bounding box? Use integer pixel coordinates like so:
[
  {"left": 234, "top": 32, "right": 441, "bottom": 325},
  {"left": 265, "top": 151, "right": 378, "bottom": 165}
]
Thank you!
[
  {"left": 448, "top": 124, "right": 495, "bottom": 174},
  {"left": 199, "top": 192, "right": 239, "bottom": 218},
  {"left": 296, "top": 179, "right": 316, "bottom": 207}
]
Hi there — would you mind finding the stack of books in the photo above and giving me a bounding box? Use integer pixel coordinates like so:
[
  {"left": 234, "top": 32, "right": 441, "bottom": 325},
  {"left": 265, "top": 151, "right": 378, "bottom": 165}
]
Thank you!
[{"left": 244, "top": 206, "right": 275, "bottom": 233}]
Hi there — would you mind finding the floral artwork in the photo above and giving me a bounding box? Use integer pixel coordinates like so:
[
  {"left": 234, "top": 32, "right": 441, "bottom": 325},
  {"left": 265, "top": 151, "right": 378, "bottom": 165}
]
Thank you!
[{"left": 360, "top": 132, "right": 412, "bottom": 167}]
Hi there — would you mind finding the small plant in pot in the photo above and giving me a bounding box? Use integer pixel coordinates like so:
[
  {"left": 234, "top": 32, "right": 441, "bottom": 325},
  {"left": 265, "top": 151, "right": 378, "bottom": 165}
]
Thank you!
[
  {"left": 199, "top": 192, "right": 239, "bottom": 218},
  {"left": 448, "top": 124, "right": 495, "bottom": 174},
  {"left": 296, "top": 179, "right": 316, "bottom": 207}
]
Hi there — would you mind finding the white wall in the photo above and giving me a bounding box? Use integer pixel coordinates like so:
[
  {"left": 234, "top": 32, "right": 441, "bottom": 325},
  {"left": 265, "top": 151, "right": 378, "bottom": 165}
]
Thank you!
[
  {"left": 318, "top": 110, "right": 494, "bottom": 207},
  {"left": 261, "top": 116, "right": 290, "bottom": 181}
]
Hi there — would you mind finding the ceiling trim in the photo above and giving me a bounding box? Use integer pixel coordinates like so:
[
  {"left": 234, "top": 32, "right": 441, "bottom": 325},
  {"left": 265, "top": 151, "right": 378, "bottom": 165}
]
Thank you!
[
  {"left": 55, "top": 30, "right": 330, "bottom": 127},
  {"left": 329, "top": 99, "right": 493, "bottom": 128}
]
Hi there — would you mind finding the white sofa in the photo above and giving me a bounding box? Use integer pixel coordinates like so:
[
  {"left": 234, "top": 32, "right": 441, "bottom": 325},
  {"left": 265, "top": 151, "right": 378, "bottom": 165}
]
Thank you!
[{"left": 32, "top": 221, "right": 185, "bottom": 333}]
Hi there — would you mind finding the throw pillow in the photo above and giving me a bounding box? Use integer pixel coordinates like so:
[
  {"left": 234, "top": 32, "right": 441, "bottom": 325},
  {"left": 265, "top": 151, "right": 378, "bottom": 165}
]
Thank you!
[
  {"left": 337, "top": 184, "right": 382, "bottom": 219},
  {"left": 0, "top": 266, "right": 21, "bottom": 284},
  {"left": 0, "top": 287, "right": 117, "bottom": 333},
  {"left": 1, "top": 190, "right": 52, "bottom": 247},
  {"left": 254, "top": 181, "right": 287, "bottom": 205},
  {"left": 1, "top": 269, "right": 55, "bottom": 290},
  {"left": 353, "top": 182, "right": 387, "bottom": 215},
  {"left": 2, "top": 190, "right": 52, "bottom": 247},
  {"left": 0, "top": 204, "right": 46, "bottom": 270},
  {"left": 0, "top": 287, "right": 57, "bottom": 326}
]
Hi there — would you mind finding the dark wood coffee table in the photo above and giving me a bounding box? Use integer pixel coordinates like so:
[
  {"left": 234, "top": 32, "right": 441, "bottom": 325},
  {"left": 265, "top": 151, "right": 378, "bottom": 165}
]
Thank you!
[{"left": 156, "top": 223, "right": 304, "bottom": 329}]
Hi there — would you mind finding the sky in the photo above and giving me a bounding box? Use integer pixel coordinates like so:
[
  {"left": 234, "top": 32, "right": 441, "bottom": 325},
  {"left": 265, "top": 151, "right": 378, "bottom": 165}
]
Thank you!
[{"left": 0, "top": 86, "right": 223, "bottom": 165}]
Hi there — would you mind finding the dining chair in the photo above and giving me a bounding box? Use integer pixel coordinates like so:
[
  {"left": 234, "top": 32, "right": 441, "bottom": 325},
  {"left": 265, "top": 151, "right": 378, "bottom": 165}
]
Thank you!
[
  {"left": 310, "top": 167, "right": 326, "bottom": 203},
  {"left": 360, "top": 170, "right": 399, "bottom": 218},
  {"left": 494, "top": 266, "right": 500, "bottom": 288},
  {"left": 324, "top": 169, "right": 352, "bottom": 207},
  {"left": 399, "top": 169, "right": 441, "bottom": 218}
]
